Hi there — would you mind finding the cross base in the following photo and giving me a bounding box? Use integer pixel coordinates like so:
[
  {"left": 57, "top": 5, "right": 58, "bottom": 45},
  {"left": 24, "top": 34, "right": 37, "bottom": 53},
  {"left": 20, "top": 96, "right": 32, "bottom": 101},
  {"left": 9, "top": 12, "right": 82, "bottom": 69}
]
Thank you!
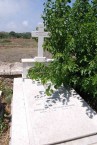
[
  {"left": 34, "top": 57, "right": 46, "bottom": 62},
  {"left": 21, "top": 57, "right": 53, "bottom": 79}
]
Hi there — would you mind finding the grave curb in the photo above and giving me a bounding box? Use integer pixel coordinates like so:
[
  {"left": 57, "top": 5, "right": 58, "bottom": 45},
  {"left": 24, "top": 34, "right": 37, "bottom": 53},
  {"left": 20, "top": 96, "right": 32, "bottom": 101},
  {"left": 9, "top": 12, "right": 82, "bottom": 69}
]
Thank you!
[{"left": 0, "top": 62, "right": 22, "bottom": 75}]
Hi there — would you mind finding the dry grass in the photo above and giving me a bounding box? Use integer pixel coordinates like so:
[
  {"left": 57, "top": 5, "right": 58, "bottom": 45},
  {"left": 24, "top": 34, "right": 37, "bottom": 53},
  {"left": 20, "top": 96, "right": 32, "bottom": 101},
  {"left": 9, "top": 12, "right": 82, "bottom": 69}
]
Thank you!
[
  {"left": 0, "top": 38, "right": 51, "bottom": 62},
  {"left": 0, "top": 38, "right": 37, "bottom": 62}
]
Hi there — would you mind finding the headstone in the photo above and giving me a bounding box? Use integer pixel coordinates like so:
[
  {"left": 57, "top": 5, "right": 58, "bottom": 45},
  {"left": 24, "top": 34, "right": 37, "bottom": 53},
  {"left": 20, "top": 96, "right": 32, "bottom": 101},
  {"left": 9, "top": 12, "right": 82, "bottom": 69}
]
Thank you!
[
  {"left": 32, "top": 23, "right": 49, "bottom": 58},
  {"left": 22, "top": 23, "right": 51, "bottom": 78},
  {"left": 22, "top": 79, "right": 97, "bottom": 145}
]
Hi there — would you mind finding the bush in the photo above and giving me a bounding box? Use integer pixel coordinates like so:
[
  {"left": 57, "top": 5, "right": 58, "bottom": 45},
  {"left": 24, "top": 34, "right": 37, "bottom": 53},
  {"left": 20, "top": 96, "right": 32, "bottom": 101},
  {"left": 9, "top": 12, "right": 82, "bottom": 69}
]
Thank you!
[
  {"left": 9, "top": 31, "right": 16, "bottom": 38},
  {"left": 0, "top": 32, "right": 9, "bottom": 39},
  {"left": 0, "top": 119, "right": 7, "bottom": 136},
  {"left": 28, "top": 0, "right": 97, "bottom": 98},
  {"left": 22, "top": 32, "right": 31, "bottom": 39}
]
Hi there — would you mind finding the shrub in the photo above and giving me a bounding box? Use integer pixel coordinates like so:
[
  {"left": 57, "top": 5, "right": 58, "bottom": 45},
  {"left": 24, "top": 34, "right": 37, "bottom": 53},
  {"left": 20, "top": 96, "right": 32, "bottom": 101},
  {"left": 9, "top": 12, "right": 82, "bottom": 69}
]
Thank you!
[{"left": 28, "top": 0, "right": 97, "bottom": 98}]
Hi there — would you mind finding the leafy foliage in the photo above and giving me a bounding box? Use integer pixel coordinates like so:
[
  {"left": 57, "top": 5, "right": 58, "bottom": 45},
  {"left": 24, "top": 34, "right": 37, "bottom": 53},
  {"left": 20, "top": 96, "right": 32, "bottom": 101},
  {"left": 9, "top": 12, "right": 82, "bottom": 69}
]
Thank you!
[
  {"left": 0, "top": 119, "right": 7, "bottom": 136},
  {"left": 28, "top": 0, "right": 97, "bottom": 98},
  {"left": 0, "top": 79, "right": 12, "bottom": 136},
  {"left": 0, "top": 80, "right": 12, "bottom": 105}
]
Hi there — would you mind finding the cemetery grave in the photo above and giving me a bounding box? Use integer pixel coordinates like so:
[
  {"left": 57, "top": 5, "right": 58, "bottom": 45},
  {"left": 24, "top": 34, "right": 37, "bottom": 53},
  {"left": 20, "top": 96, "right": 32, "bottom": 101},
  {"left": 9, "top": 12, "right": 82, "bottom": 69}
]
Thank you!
[{"left": 10, "top": 23, "right": 97, "bottom": 145}]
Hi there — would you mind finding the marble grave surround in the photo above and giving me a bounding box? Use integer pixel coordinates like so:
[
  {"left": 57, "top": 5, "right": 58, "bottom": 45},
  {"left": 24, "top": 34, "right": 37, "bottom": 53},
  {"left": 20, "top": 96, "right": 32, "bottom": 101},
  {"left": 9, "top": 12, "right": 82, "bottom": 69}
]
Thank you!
[{"left": 11, "top": 78, "right": 97, "bottom": 145}]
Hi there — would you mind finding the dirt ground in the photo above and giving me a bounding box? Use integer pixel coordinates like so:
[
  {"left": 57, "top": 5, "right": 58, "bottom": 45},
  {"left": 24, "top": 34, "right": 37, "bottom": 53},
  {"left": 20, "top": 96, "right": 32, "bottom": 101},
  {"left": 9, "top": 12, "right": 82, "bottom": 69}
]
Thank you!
[{"left": 0, "top": 38, "right": 51, "bottom": 62}]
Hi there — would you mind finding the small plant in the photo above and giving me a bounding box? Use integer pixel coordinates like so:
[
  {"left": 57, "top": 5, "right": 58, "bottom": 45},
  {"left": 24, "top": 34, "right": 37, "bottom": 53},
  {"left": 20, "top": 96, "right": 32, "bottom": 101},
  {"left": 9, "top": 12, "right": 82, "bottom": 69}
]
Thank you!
[
  {"left": 0, "top": 119, "right": 7, "bottom": 136},
  {"left": 0, "top": 80, "right": 12, "bottom": 104},
  {"left": 0, "top": 78, "right": 12, "bottom": 139},
  {"left": 5, "top": 95, "right": 12, "bottom": 105}
]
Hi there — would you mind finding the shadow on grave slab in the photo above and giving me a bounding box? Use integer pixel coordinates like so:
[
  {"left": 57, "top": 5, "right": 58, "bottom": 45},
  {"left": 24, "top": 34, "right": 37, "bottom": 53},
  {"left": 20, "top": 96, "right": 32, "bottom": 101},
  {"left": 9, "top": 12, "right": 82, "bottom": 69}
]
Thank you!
[
  {"left": 77, "top": 98, "right": 96, "bottom": 119},
  {"left": 71, "top": 90, "right": 97, "bottom": 119},
  {"left": 38, "top": 86, "right": 97, "bottom": 119}
]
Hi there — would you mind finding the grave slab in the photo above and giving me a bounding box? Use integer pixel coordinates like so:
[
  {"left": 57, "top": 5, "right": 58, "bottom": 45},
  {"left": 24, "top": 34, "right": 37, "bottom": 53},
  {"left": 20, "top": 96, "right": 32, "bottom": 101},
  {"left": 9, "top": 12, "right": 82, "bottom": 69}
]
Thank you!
[
  {"left": 11, "top": 78, "right": 97, "bottom": 145},
  {"left": 22, "top": 79, "right": 97, "bottom": 145},
  {"left": 58, "top": 134, "right": 97, "bottom": 145}
]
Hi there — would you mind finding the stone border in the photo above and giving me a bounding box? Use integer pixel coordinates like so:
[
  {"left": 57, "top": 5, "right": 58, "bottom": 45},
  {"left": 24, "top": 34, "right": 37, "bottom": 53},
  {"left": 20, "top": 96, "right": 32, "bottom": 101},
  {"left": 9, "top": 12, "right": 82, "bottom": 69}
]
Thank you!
[{"left": 0, "top": 62, "right": 22, "bottom": 75}]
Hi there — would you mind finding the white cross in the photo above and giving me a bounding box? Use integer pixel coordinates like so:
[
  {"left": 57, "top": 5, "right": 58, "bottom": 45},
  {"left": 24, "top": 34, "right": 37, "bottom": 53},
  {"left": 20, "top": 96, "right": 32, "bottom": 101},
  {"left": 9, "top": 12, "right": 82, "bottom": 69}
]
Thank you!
[{"left": 32, "top": 23, "right": 49, "bottom": 57}]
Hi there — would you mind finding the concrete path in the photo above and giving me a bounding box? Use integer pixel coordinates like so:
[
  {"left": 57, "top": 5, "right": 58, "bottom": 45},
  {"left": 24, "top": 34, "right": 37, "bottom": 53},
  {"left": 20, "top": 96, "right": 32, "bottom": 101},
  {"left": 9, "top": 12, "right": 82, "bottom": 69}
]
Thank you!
[{"left": 10, "top": 78, "right": 97, "bottom": 145}]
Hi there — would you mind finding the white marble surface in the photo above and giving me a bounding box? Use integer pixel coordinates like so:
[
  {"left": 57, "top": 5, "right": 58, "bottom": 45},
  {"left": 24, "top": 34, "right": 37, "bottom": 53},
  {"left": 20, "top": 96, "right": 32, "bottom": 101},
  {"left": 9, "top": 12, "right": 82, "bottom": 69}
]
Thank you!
[
  {"left": 11, "top": 78, "right": 97, "bottom": 145},
  {"left": 23, "top": 79, "right": 97, "bottom": 145},
  {"left": 10, "top": 78, "right": 30, "bottom": 145},
  {"left": 59, "top": 134, "right": 97, "bottom": 145},
  {"left": 32, "top": 23, "right": 49, "bottom": 57}
]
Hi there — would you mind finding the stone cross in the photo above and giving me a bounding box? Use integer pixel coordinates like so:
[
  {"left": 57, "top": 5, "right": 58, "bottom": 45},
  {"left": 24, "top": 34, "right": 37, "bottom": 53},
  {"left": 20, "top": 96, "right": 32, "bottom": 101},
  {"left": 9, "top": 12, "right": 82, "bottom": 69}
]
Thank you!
[{"left": 32, "top": 23, "right": 49, "bottom": 57}]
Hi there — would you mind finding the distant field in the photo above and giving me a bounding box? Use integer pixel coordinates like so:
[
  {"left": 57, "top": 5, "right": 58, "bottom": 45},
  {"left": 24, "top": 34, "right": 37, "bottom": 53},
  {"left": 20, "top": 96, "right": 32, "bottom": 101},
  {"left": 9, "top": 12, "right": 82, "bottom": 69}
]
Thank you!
[{"left": 0, "top": 38, "right": 51, "bottom": 62}]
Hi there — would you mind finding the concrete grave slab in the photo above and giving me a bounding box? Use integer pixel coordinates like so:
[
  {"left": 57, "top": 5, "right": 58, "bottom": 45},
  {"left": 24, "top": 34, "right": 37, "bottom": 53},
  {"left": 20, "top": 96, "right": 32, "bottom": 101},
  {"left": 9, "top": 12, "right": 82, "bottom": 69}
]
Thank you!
[
  {"left": 11, "top": 78, "right": 97, "bottom": 145},
  {"left": 58, "top": 134, "right": 97, "bottom": 145},
  {"left": 22, "top": 79, "right": 97, "bottom": 145}
]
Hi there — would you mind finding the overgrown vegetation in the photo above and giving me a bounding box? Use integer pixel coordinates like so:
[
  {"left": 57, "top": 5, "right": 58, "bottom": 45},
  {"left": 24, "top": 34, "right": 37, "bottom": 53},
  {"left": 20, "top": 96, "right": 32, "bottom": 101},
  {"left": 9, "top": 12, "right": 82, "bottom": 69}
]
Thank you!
[
  {"left": 28, "top": 0, "right": 97, "bottom": 107},
  {"left": 0, "top": 119, "right": 7, "bottom": 136},
  {"left": 0, "top": 78, "right": 13, "bottom": 136}
]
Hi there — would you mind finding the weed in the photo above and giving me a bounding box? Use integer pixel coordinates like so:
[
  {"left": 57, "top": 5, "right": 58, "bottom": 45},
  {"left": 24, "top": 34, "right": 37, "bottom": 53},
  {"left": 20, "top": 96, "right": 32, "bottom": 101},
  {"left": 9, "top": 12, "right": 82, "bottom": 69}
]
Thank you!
[
  {"left": 0, "top": 81, "right": 12, "bottom": 104},
  {"left": 0, "top": 119, "right": 7, "bottom": 136}
]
